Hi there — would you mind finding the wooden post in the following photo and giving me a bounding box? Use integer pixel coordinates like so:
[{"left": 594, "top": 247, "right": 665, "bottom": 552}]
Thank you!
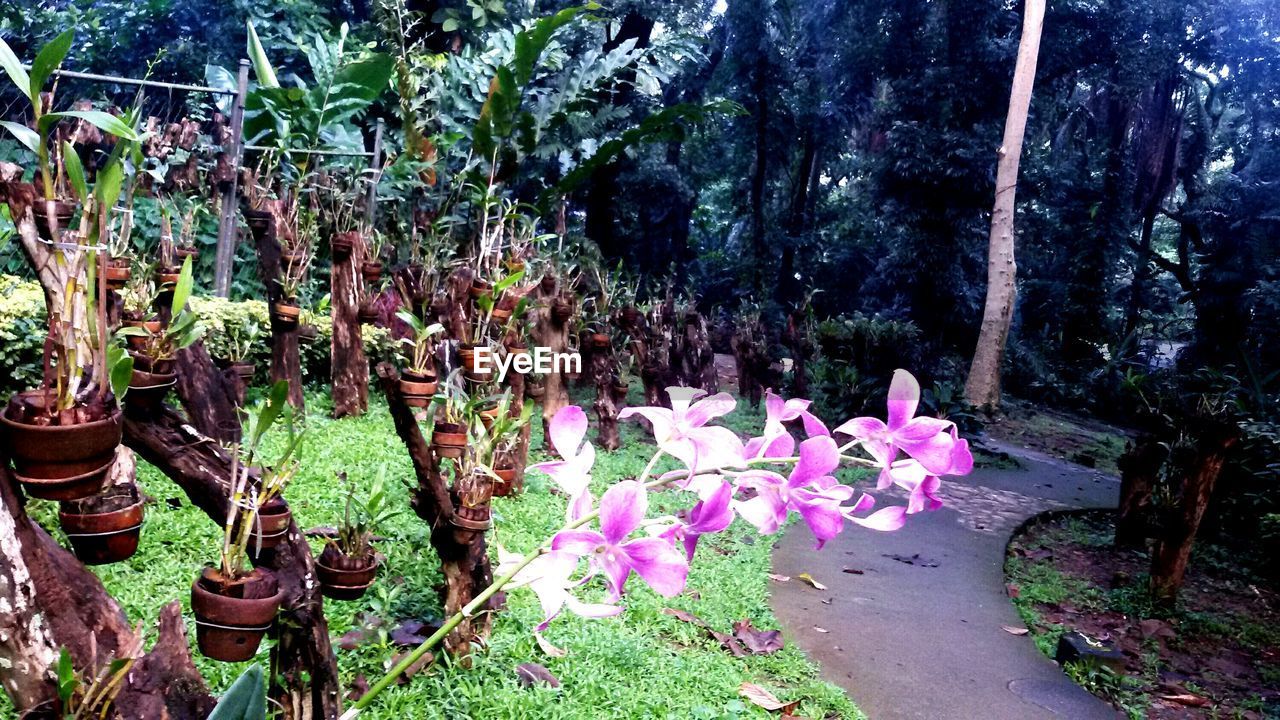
[
  {"left": 213, "top": 60, "right": 249, "bottom": 299},
  {"left": 365, "top": 119, "right": 384, "bottom": 228},
  {"left": 330, "top": 230, "right": 367, "bottom": 417}
]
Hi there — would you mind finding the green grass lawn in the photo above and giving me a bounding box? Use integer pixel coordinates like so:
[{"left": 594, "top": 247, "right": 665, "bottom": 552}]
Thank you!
[{"left": 4, "top": 390, "right": 861, "bottom": 719}]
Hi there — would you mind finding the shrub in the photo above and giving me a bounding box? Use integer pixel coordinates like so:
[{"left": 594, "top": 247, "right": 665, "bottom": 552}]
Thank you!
[
  {"left": 807, "top": 313, "right": 923, "bottom": 421},
  {"left": 0, "top": 275, "right": 388, "bottom": 398}
]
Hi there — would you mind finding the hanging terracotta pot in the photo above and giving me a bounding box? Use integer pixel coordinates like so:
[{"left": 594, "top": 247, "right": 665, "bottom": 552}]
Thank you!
[
  {"left": 246, "top": 497, "right": 292, "bottom": 556},
  {"left": 492, "top": 466, "right": 518, "bottom": 498},
  {"left": 315, "top": 544, "right": 379, "bottom": 601},
  {"left": 230, "top": 362, "right": 255, "bottom": 383},
  {"left": 32, "top": 200, "right": 77, "bottom": 241},
  {"left": 281, "top": 247, "right": 306, "bottom": 269},
  {"left": 431, "top": 422, "right": 466, "bottom": 459},
  {"left": 469, "top": 278, "right": 493, "bottom": 300},
  {"left": 551, "top": 298, "right": 573, "bottom": 324},
  {"left": 122, "top": 319, "right": 162, "bottom": 352},
  {"left": 126, "top": 366, "right": 177, "bottom": 414},
  {"left": 155, "top": 267, "right": 181, "bottom": 287},
  {"left": 298, "top": 324, "right": 318, "bottom": 344},
  {"left": 539, "top": 274, "right": 557, "bottom": 294},
  {"left": 451, "top": 502, "right": 492, "bottom": 532},
  {"left": 612, "top": 381, "right": 630, "bottom": 398},
  {"left": 457, "top": 344, "right": 477, "bottom": 371},
  {"left": 400, "top": 371, "right": 438, "bottom": 407},
  {"left": 1, "top": 392, "right": 122, "bottom": 501},
  {"left": 590, "top": 332, "right": 610, "bottom": 349},
  {"left": 331, "top": 231, "right": 359, "bottom": 259},
  {"left": 490, "top": 307, "right": 513, "bottom": 323},
  {"left": 58, "top": 485, "right": 144, "bottom": 565},
  {"left": 478, "top": 406, "right": 501, "bottom": 430},
  {"left": 243, "top": 209, "right": 273, "bottom": 241},
  {"left": 105, "top": 258, "right": 131, "bottom": 290},
  {"left": 357, "top": 299, "right": 379, "bottom": 325},
  {"left": 361, "top": 262, "right": 383, "bottom": 284},
  {"left": 272, "top": 302, "right": 301, "bottom": 326},
  {"left": 191, "top": 566, "right": 282, "bottom": 662},
  {"left": 620, "top": 307, "right": 642, "bottom": 326},
  {"left": 175, "top": 246, "right": 199, "bottom": 260}
]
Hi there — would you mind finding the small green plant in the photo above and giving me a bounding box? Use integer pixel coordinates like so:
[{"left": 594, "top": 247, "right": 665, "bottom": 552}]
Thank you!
[
  {"left": 333, "top": 467, "right": 401, "bottom": 559},
  {"left": 207, "top": 664, "right": 267, "bottom": 720},
  {"left": 117, "top": 256, "right": 204, "bottom": 363},
  {"left": 51, "top": 638, "right": 140, "bottom": 720},
  {"left": 395, "top": 311, "right": 444, "bottom": 375},
  {"left": 225, "top": 319, "right": 263, "bottom": 364}
]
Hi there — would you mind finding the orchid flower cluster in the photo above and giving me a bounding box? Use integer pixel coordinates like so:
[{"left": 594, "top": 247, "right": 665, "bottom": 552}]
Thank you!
[{"left": 511, "top": 369, "right": 974, "bottom": 635}]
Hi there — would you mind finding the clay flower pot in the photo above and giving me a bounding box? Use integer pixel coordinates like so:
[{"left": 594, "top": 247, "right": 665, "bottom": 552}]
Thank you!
[
  {"left": 490, "top": 307, "right": 513, "bottom": 323},
  {"left": 155, "top": 267, "right": 181, "bottom": 287},
  {"left": 105, "top": 258, "right": 131, "bottom": 290},
  {"left": 539, "top": 274, "right": 557, "bottom": 294},
  {"left": 469, "top": 278, "right": 494, "bottom": 299},
  {"left": 492, "top": 466, "right": 518, "bottom": 498},
  {"left": 431, "top": 422, "right": 466, "bottom": 459},
  {"left": 451, "top": 502, "right": 492, "bottom": 532},
  {"left": 551, "top": 298, "right": 573, "bottom": 323},
  {"left": 123, "top": 319, "right": 162, "bottom": 352},
  {"left": 33, "top": 200, "right": 77, "bottom": 241},
  {"left": 59, "top": 486, "right": 144, "bottom": 565},
  {"left": 1, "top": 392, "right": 122, "bottom": 501},
  {"left": 298, "top": 324, "right": 318, "bottom": 344},
  {"left": 620, "top": 307, "right": 642, "bottom": 326},
  {"left": 243, "top": 209, "right": 273, "bottom": 241},
  {"left": 247, "top": 497, "right": 292, "bottom": 555},
  {"left": 361, "top": 262, "right": 383, "bottom": 284},
  {"left": 357, "top": 300, "right": 379, "bottom": 325},
  {"left": 478, "top": 406, "right": 501, "bottom": 431},
  {"left": 281, "top": 248, "right": 307, "bottom": 270},
  {"left": 272, "top": 302, "right": 301, "bottom": 326},
  {"left": 126, "top": 366, "right": 177, "bottom": 414},
  {"left": 331, "top": 231, "right": 359, "bottom": 259},
  {"left": 230, "top": 362, "right": 255, "bottom": 383},
  {"left": 400, "top": 372, "right": 438, "bottom": 407},
  {"left": 590, "top": 332, "right": 610, "bottom": 349},
  {"left": 612, "top": 382, "right": 629, "bottom": 398},
  {"left": 191, "top": 567, "right": 282, "bottom": 662},
  {"left": 175, "top": 246, "right": 199, "bottom": 260},
  {"left": 457, "top": 344, "right": 477, "bottom": 369},
  {"left": 316, "top": 544, "right": 379, "bottom": 601}
]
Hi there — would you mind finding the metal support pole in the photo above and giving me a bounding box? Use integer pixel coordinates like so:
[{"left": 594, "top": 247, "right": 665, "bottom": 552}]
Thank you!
[
  {"left": 214, "top": 60, "right": 250, "bottom": 298},
  {"left": 365, "top": 119, "right": 385, "bottom": 231}
]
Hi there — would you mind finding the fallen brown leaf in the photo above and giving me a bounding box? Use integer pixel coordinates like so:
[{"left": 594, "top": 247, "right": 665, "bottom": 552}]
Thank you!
[
  {"left": 739, "top": 682, "right": 800, "bottom": 714},
  {"left": 768, "top": 573, "right": 791, "bottom": 583},
  {"left": 516, "top": 662, "right": 560, "bottom": 688},
  {"left": 813, "top": 626, "right": 830, "bottom": 633},
  {"left": 733, "top": 618, "right": 784, "bottom": 654},
  {"left": 1001, "top": 625, "right": 1030, "bottom": 636},
  {"left": 1160, "top": 693, "right": 1210, "bottom": 708},
  {"left": 796, "top": 572, "right": 827, "bottom": 590}
]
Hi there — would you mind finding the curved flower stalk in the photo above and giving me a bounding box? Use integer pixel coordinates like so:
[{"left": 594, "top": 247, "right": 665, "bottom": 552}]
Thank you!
[{"left": 342, "top": 370, "right": 972, "bottom": 718}]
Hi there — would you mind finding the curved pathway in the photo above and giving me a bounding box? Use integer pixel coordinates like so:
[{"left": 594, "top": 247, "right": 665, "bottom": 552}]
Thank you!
[{"left": 770, "top": 442, "right": 1123, "bottom": 719}]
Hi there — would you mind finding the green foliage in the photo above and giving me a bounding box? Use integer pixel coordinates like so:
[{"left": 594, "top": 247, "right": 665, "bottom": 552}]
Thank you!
[{"left": 208, "top": 665, "right": 266, "bottom": 720}]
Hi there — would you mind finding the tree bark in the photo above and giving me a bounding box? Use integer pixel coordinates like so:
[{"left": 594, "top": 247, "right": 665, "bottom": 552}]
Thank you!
[
  {"left": 330, "top": 236, "right": 368, "bottom": 419},
  {"left": 123, "top": 407, "right": 341, "bottom": 719},
  {"left": 964, "top": 0, "right": 1045, "bottom": 409},
  {"left": 1149, "top": 424, "right": 1238, "bottom": 613},
  {"left": 252, "top": 201, "right": 304, "bottom": 410},
  {"left": 1115, "top": 436, "right": 1165, "bottom": 548},
  {"left": 590, "top": 344, "right": 621, "bottom": 451},
  {"left": 532, "top": 283, "right": 572, "bottom": 446},
  {"left": 174, "top": 341, "right": 243, "bottom": 444},
  {"left": 376, "top": 364, "right": 495, "bottom": 657}
]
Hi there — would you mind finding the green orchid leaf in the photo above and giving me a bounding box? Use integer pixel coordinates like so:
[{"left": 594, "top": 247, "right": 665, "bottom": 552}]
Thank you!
[
  {"left": 0, "top": 36, "right": 31, "bottom": 99},
  {"left": 171, "top": 256, "right": 195, "bottom": 316},
  {"left": 29, "top": 28, "right": 73, "bottom": 104},
  {"left": 208, "top": 664, "right": 266, "bottom": 720},
  {"left": 0, "top": 121, "right": 38, "bottom": 153},
  {"left": 39, "top": 111, "right": 139, "bottom": 141},
  {"left": 95, "top": 159, "right": 124, "bottom": 213},
  {"left": 247, "top": 22, "right": 279, "bottom": 89},
  {"left": 61, "top": 141, "right": 88, "bottom": 205}
]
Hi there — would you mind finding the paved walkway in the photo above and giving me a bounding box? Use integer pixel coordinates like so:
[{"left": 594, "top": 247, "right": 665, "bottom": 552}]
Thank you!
[{"left": 770, "top": 441, "right": 1124, "bottom": 720}]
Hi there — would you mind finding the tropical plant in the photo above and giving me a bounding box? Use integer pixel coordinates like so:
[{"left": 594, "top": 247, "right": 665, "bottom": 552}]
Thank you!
[
  {"left": 332, "top": 467, "right": 401, "bottom": 559},
  {"left": 50, "top": 640, "right": 141, "bottom": 720},
  {"left": 395, "top": 311, "right": 444, "bottom": 376},
  {"left": 117, "top": 257, "right": 205, "bottom": 362}
]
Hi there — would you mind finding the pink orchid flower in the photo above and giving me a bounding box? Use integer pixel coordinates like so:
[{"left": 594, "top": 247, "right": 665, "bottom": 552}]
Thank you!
[
  {"left": 530, "top": 406, "right": 597, "bottom": 521},
  {"left": 496, "top": 548, "right": 621, "bottom": 631},
  {"left": 659, "top": 479, "right": 735, "bottom": 560},
  {"left": 552, "top": 480, "right": 690, "bottom": 601},
  {"left": 743, "top": 390, "right": 830, "bottom": 461},
  {"left": 843, "top": 494, "right": 908, "bottom": 531},
  {"left": 620, "top": 387, "right": 745, "bottom": 472},
  {"left": 733, "top": 436, "right": 857, "bottom": 548},
  {"left": 834, "top": 369, "right": 974, "bottom": 487}
]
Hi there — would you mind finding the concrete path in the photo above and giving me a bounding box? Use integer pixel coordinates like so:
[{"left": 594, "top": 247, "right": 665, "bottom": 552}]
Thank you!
[{"left": 770, "top": 442, "right": 1124, "bottom": 720}]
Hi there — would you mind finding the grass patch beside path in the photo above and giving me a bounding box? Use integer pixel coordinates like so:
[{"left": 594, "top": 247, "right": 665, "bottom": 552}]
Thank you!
[{"left": 4, "top": 392, "right": 861, "bottom": 720}]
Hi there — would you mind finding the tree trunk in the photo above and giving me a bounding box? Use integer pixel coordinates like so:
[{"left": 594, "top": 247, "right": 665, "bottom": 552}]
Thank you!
[
  {"left": 590, "top": 344, "right": 621, "bottom": 451},
  {"left": 330, "top": 235, "right": 368, "bottom": 419},
  {"left": 964, "top": 0, "right": 1045, "bottom": 410},
  {"left": 252, "top": 201, "right": 304, "bottom": 410},
  {"left": 376, "top": 365, "right": 495, "bottom": 657},
  {"left": 1115, "top": 436, "right": 1165, "bottom": 547},
  {"left": 174, "top": 341, "right": 243, "bottom": 443},
  {"left": 1149, "top": 424, "right": 1238, "bottom": 613},
  {"left": 123, "top": 407, "right": 341, "bottom": 719},
  {"left": 532, "top": 283, "right": 572, "bottom": 447}
]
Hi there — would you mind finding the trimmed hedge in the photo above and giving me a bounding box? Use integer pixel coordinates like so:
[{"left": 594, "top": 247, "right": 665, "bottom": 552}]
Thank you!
[{"left": 0, "top": 275, "right": 388, "bottom": 398}]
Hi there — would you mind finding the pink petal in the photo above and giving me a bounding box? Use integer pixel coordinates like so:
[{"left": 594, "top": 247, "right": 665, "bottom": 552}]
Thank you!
[
  {"left": 887, "top": 369, "right": 921, "bottom": 430},
  {"left": 599, "top": 480, "right": 648, "bottom": 544},
  {"left": 789, "top": 436, "right": 840, "bottom": 488},
  {"left": 621, "top": 537, "right": 689, "bottom": 597},
  {"left": 548, "top": 406, "right": 589, "bottom": 457},
  {"left": 683, "top": 392, "right": 736, "bottom": 428},
  {"left": 567, "top": 490, "right": 595, "bottom": 523},
  {"left": 799, "top": 410, "right": 830, "bottom": 437},
  {"left": 894, "top": 416, "right": 954, "bottom": 443},
  {"left": 849, "top": 505, "right": 907, "bottom": 532},
  {"left": 688, "top": 480, "right": 735, "bottom": 534},
  {"left": 907, "top": 475, "right": 943, "bottom": 514},
  {"left": 833, "top": 416, "right": 887, "bottom": 440},
  {"left": 687, "top": 426, "right": 747, "bottom": 471},
  {"left": 619, "top": 406, "right": 677, "bottom": 442},
  {"left": 551, "top": 529, "right": 606, "bottom": 556},
  {"left": 896, "top": 430, "right": 958, "bottom": 476},
  {"left": 764, "top": 390, "right": 785, "bottom": 421},
  {"left": 733, "top": 488, "right": 787, "bottom": 535},
  {"left": 948, "top": 429, "right": 974, "bottom": 475},
  {"left": 791, "top": 491, "right": 848, "bottom": 548},
  {"left": 664, "top": 386, "right": 707, "bottom": 415},
  {"left": 847, "top": 493, "right": 876, "bottom": 513},
  {"left": 564, "top": 596, "right": 623, "bottom": 619}
]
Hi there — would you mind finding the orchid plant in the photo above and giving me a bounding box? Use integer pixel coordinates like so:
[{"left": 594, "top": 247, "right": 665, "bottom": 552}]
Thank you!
[{"left": 342, "top": 368, "right": 973, "bottom": 717}]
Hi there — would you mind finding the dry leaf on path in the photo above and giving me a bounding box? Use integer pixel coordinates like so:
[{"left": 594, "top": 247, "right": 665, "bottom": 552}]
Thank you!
[
  {"left": 768, "top": 573, "right": 791, "bottom": 582},
  {"left": 796, "top": 572, "right": 827, "bottom": 590},
  {"left": 813, "top": 626, "right": 830, "bottom": 633},
  {"left": 1002, "top": 625, "right": 1030, "bottom": 635}
]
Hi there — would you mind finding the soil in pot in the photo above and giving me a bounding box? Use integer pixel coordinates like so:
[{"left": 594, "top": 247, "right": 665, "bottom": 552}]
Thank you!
[
  {"left": 191, "top": 566, "right": 282, "bottom": 662},
  {"left": 316, "top": 543, "right": 379, "bottom": 600},
  {"left": 432, "top": 422, "right": 466, "bottom": 459},
  {"left": 59, "top": 484, "right": 144, "bottom": 565},
  {"left": 1, "top": 391, "right": 122, "bottom": 500}
]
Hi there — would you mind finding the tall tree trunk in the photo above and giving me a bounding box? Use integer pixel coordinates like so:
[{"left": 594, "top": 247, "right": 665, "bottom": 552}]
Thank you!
[
  {"left": 749, "top": 53, "right": 770, "bottom": 293},
  {"left": 252, "top": 201, "right": 304, "bottom": 410},
  {"left": 964, "top": 0, "right": 1045, "bottom": 409},
  {"left": 330, "top": 235, "right": 368, "bottom": 418}
]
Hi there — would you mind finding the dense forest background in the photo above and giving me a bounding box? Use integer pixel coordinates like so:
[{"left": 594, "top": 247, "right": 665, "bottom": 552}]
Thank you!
[{"left": 2, "top": 0, "right": 1278, "bottom": 543}]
